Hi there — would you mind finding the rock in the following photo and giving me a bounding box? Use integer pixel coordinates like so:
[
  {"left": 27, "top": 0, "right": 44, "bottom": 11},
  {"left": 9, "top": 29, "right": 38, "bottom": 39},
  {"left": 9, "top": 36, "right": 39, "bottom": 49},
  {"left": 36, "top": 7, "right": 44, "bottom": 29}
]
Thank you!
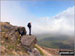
[
  {"left": 28, "top": 48, "right": 41, "bottom": 56},
  {"left": 32, "top": 48, "right": 41, "bottom": 56},
  {"left": 16, "top": 27, "right": 26, "bottom": 36},
  {"left": 0, "top": 22, "right": 38, "bottom": 56},
  {"left": 0, "top": 22, "right": 27, "bottom": 36},
  {"left": 7, "top": 31, "right": 21, "bottom": 42},
  {"left": 0, "top": 22, "right": 27, "bottom": 42},
  {"left": 21, "top": 35, "right": 37, "bottom": 50},
  {"left": 3, "top": 22, "right": 10, "bottom": 24}
]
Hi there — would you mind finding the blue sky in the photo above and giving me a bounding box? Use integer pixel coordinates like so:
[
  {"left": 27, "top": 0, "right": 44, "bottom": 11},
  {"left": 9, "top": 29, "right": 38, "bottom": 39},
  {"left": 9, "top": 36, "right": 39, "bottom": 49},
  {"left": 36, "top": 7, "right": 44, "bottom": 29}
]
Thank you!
[
  {"left": 1, "top": 0, "right": 74, "bottom": 35},
  {"left": 21, "top": 1, "right": 74, "bottom": 18}
]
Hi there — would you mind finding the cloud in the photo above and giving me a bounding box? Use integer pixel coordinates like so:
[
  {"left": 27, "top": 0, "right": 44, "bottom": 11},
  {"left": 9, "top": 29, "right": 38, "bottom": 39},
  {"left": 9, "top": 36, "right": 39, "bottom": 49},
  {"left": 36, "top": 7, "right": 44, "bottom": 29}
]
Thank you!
[
  {"left": 1, "top": 1, "right": 74, "bottom": 35},
  {"left": 1, "top": 1, "right": 31, "bottom": 26},
  {"left": 32, "top": 6, "right": 74, "bottom": 35}
]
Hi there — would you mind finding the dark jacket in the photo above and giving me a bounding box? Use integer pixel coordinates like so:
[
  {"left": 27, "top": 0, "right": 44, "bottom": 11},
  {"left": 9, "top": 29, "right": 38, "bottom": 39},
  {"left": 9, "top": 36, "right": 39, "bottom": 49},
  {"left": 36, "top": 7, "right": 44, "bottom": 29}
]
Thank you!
[{"left": 27, "top": 23, "right": 31, "bottom": 28}]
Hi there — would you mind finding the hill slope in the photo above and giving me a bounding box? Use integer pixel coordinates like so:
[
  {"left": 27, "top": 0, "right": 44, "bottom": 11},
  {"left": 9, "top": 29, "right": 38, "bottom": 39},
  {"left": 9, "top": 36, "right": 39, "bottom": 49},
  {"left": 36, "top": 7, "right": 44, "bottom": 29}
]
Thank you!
[
  {"left": 0, "top": 22, "right": 55, "bottom": 56},
  {"left": 37, "top": 34, "right": 74, "bottom": 50},
  {"left": 1, "top": 22, "right": 73, "bottom": 56}
]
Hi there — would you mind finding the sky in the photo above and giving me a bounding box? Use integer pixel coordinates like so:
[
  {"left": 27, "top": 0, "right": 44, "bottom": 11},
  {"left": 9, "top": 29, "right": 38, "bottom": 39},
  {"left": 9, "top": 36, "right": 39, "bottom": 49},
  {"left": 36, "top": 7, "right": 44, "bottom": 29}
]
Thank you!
[{"left": 1, "top": 0, "right": 74, "bottom": 35}]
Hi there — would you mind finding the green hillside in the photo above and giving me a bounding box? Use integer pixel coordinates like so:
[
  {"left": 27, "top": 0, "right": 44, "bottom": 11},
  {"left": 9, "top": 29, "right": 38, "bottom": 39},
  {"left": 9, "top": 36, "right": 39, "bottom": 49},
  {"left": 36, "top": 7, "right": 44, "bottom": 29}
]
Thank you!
[{"left": 37, "top": 34, "right": 74, "bottom": 50}]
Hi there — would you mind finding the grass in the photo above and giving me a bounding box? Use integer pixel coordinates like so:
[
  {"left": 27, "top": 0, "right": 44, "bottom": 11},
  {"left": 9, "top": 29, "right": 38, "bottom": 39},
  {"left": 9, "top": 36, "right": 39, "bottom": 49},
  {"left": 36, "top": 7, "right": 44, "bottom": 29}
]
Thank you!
[{"left": 34, "top": 44, "right": 45, "bottom": 56}]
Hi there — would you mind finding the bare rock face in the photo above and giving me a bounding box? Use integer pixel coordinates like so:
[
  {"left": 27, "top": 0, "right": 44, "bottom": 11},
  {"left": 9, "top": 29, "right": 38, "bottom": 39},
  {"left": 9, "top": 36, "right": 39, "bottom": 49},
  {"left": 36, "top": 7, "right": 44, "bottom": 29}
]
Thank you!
[
  {"left": 21, "top": 35, "right": 37, "bottom": 50},
  {"left": 16, "top": 27, "right": 26, "bottom": 36},
  {"left": 0, "top": 22, "right": 26, "bottom": 36},
  {"left": 0, "top": 22, "right": 38, "bottom": 56},
  {"left": 0, "top": 22, "right": 37, "bottom": 54},
  {"left": 0, "top": 22, "right": 27, "bottom": 42}
]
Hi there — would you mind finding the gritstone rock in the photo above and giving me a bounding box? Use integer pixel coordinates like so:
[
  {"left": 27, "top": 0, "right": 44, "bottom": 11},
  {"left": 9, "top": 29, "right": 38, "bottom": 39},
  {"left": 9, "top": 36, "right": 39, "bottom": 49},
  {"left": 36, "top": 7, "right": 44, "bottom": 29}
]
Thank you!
[
  {"left": 0, "top": 22, "right": 27, "bottom": 42},
  {"left": 21, "top": 35, "right": 37, "bottom": 50},
  {"left": 0, "top": 22, "right": 27, "bottom": 35}
]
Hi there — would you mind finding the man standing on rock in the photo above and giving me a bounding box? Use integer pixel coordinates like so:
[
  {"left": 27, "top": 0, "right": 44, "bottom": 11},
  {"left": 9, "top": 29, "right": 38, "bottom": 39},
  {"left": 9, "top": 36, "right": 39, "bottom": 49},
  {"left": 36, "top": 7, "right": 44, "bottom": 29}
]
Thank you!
[{"left": 27, "top": 22, "right": 31, "bottom": 35}]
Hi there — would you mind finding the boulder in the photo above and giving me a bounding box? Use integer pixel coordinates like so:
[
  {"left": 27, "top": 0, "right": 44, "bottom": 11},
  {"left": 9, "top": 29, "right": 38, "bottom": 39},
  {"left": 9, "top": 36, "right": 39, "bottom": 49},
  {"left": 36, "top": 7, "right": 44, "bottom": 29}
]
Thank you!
[
  {"left": 21, "top": 35, "right": 37, "bottom": 50},
  {"left": 15, "top": 27, "right": 26, "bottom": 36}
]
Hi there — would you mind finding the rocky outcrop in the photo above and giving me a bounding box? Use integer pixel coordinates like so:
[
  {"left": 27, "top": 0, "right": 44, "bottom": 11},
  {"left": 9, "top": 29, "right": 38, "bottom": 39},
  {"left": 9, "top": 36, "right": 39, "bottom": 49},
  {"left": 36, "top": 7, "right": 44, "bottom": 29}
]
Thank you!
[
  {"left": 21, "top": 35, "right": 37, "bottom": 51},
  {"left": 0, "top": 22, "right": 27, "bottom": 42},
  {"left": 0, "top": 22, "right": 37, "bottom": 56},
  {"left": 0, "top": 22, "right": 26, "bottom": 36},
  {"left": 16, "top": 27, "right": 26, "bottom": 36}
]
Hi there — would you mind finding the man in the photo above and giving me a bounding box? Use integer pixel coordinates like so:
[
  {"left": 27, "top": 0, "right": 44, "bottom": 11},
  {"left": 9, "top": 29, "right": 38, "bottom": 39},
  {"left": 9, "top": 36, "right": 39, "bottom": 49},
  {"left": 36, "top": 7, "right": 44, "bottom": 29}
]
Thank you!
[{"left": 27, "top": 22, "right": 31, "bottom": 35}]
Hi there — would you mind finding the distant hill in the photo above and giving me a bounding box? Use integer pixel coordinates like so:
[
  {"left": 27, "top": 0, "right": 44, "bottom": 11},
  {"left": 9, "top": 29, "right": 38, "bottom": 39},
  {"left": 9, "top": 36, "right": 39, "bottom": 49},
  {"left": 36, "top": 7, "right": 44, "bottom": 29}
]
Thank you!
[{"left": 37, "top": 34, "right": 74, "bottom": 50}]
